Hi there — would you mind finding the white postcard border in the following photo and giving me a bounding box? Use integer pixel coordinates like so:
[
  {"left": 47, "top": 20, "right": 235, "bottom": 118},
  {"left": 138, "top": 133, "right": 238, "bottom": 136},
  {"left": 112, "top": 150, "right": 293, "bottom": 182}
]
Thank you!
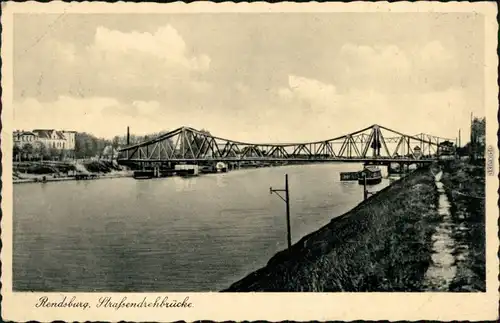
[{"left": 1, "top": 1, "right": 499, "bottom": 321}]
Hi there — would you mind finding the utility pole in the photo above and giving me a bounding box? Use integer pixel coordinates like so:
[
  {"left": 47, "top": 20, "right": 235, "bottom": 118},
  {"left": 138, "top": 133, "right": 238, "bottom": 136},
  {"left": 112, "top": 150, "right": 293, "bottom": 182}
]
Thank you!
[
  {"left": 270, "top": 174, "right": 292, "bottom": 251},
  {"left": 363, "top": 173, "right": 368, "bottom": 200},
  {"left": 470, "top": 112, "right": 474, "bottom": 160}
]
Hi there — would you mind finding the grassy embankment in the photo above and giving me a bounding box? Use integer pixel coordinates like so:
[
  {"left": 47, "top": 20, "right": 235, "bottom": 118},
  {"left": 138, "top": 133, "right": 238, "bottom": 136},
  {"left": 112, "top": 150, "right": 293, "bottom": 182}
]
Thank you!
[
  {"left": 440, "top": 159, "right": 486, "bottom": 292},
  {"left": 224, "top": 166, "right": 442, "bottom": 292},
  {"left": 13, "top": 160, "right": 125, "bottom": 179}
]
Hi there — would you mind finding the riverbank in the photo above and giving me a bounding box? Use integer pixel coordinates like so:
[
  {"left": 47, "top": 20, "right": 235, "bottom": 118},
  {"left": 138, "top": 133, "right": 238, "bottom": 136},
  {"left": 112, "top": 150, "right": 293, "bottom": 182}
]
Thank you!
[
  {"left": 13, "top": 170, "right": 133, "bottom": 184},
  {"left": 440, "top": 159, "right": 486, "bottom": 292},
  {"left": 13, "top": 160, "right": 132, "bottom": 184},
  {"left": 224, "top": 166, "right": 442, "bottom": 292}
]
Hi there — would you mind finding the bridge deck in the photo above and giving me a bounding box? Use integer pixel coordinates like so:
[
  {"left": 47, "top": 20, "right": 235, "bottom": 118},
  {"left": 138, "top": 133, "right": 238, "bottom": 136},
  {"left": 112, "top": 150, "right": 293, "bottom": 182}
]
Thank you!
[{"left": 117, "top": 157, "right": 436, "bottom": 163}]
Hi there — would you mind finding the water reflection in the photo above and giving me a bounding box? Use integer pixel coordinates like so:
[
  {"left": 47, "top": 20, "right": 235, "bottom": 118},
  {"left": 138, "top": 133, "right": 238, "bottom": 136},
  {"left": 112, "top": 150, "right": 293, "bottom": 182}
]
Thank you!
[
  {"left": 173, "top": 176, "right": 197, "bottom": 192},
  {"left": 216, "top": 173, "right": 227, "bottom": 188}
]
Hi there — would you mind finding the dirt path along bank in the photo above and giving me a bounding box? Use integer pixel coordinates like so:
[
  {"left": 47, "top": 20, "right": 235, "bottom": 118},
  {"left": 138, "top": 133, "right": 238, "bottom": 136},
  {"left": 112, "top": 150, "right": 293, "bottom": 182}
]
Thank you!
[{"left": 439, "top": 160, "right": 486, "bottom": 292}]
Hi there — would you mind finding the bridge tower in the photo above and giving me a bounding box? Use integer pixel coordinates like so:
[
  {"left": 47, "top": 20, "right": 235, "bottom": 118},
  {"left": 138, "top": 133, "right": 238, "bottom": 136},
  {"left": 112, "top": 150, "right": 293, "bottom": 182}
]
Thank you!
[{"left": 371, "top": 125, "right": 382, "bottom": 158}]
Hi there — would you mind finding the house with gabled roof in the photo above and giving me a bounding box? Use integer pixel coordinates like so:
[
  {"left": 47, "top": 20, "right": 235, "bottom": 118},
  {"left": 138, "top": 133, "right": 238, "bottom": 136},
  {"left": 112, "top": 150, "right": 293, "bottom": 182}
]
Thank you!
[
  {"left": 13, "top": 130, "right": 38, "bottom": 148},
  {"left": 33, "top": 129, "right": 67, "bottom": 150},
  {"left": 13, "top": 128, "right": 77, "bottom": 160},
  {"left": 12, "top": 129, "right": 77, "bottom": 153}
]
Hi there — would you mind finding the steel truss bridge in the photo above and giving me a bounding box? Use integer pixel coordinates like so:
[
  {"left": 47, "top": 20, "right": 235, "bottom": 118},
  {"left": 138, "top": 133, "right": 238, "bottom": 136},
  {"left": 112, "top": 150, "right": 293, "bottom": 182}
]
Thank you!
[{"left": 116, "top": 124, "right": 456, "bottom": 164}]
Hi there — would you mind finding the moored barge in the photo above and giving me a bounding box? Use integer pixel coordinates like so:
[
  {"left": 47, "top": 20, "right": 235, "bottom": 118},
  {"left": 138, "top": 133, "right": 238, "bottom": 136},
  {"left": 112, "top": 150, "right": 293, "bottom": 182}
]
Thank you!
[{"left": 358, "top": 166, "right": 382, "bottom": 185}]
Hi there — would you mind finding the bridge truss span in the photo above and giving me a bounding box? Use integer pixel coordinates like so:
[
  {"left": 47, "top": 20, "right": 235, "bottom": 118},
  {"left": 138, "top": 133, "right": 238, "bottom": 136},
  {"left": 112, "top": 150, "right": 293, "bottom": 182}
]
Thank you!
[{"left": 116, "top": 124, "right": 456, "bottom": 163}]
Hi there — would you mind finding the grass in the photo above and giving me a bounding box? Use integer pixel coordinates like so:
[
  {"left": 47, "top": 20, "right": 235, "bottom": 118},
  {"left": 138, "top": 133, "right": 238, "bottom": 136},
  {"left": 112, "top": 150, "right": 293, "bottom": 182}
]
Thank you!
[
  {"left": 13, "top": 160, "right": 122, "bottom": 175},
  {"left": 440, "top": 159, "right": 486, "bottom": 292},
  {"left": 224, "top": 167, "right": 442, "bottom": 292}
]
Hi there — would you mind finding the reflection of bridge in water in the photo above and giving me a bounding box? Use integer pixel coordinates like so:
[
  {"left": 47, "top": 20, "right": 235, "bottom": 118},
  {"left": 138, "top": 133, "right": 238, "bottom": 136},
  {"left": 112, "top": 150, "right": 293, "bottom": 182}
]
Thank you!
[{"left": 116, "top": 124, "right": 456, "bottom": 165}]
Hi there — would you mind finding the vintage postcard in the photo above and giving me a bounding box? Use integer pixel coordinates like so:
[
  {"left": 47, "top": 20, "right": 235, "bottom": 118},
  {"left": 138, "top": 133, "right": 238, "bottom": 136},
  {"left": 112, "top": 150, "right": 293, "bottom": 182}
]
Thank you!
[{"left": 1, "top": 1, "right": 499, "bottom": 321}]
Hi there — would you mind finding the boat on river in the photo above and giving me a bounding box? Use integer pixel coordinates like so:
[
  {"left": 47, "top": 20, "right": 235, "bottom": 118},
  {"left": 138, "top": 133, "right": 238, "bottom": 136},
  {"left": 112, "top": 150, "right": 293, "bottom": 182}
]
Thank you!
[
  {"left": 175, "top": 164, "right": 199, "bottom": 178},
  {"left": 133, "top": 170, "right": 154, "bottom": 179},
  {"left": 216, "top": 162, "right": 228, "bottom": 173},
  {"left": 358, "top": 166, "right": 382, "bottom": 185}
]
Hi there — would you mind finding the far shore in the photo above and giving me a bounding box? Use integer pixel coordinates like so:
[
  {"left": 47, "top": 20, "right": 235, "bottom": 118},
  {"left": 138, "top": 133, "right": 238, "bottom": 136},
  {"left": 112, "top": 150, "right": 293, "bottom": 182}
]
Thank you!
[{"left": 13, "top": 171, "right": 133, "bottom": 184}]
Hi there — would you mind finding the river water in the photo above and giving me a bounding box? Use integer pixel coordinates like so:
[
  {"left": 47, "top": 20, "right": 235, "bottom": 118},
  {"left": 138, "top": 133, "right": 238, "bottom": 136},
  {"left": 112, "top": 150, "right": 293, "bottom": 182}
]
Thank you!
[{"left": 13, "top": 163, "right": 389, "bottom": 292}]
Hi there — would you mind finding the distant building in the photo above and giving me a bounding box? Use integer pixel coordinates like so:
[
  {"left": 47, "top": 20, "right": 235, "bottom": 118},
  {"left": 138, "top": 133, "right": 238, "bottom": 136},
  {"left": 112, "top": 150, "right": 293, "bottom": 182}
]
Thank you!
[
  {"left": 413, "top": 146, "right": 422, "bottom": 159},
  {"left": 13, "top": 130, "right": 38, "bottom": 148},
  {"left": 437, "top": 140, "right": 455, "bottom": 156},
  {"left": 32, "top": 129, "right": 65, "bottom": 150},
  {"left": 32, "top": 129, "right": 76, "bottom": 151},
  {"left": 13, "top": 129, "right": 77, "bottom": 157}
]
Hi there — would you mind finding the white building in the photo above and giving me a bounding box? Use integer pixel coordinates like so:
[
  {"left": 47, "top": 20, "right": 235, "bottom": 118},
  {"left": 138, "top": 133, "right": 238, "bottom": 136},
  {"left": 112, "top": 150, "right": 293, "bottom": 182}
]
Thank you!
[
  {"left": 31, "top": 129, "right": 76, "bottom": 151},
  {"left": 13, "top": 130, "right": 38, "bottom": 148},
  {"left": 13, "top": 129, "right": 76, "bottom": 157}
]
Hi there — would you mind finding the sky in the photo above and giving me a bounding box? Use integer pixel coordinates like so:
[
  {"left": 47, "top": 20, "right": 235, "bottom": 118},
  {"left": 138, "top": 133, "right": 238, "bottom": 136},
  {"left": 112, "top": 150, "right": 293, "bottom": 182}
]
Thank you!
[{"left": 13, "top": 13, "right": 485, "bottom": 142}]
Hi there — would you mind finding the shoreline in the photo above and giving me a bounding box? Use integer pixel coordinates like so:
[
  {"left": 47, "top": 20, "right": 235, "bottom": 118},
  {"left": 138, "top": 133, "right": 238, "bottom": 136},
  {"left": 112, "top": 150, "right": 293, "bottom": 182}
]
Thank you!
[
  {"left": 13, "top": 171, "right": 133, "bottom": 184},
  {"left": 12, "top": 161, "right": 354, "bottom": 184}
]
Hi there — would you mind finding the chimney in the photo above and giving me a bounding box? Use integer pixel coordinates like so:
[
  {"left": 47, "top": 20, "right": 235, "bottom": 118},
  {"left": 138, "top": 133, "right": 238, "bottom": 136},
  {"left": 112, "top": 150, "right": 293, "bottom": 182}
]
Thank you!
[{"left": 127, "top": 126, "right": 130, "bottom": 145}]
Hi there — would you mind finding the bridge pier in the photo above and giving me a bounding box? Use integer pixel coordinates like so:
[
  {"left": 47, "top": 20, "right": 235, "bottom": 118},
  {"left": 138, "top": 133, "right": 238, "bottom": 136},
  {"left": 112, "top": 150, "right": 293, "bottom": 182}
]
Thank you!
[
  {"left": 387, "top": 163, "right": 397, "bottom": 175},
  {"left": 397, "top": 162, "right": 412, "bottom": 176}
]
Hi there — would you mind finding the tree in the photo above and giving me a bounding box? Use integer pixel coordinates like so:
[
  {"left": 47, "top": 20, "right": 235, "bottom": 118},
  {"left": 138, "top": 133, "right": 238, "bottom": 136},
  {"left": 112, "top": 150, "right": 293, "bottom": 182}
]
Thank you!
[
  {"left": 13, "top": 145, "right": 21, "bottom": 162},
  {"left": 74, "top": 132, "right": 110, "bottom": 159},
  {"left": 49, "top": 147, "right": 59, "bottom": 160},
  {"left": 23, "top": 143, "right": 34, "bottom": 161},
  {"left": 471, "top": 117, "right": 486, "bottom": 159},
  {"left": 112, "top": 136, "right": 121, "bottom": 149},
  {"left": 34, "top": 142, "right": 48, "bottom": 161},
  {"left": 59, "top": 149, "right": 68, "bottom": 161}
]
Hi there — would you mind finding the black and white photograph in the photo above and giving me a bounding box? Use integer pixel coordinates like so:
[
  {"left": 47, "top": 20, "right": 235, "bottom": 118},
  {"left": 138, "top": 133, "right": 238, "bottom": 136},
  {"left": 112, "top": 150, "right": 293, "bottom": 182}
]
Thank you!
[{"left": 1, "top": 1, "right": 498, "bottom": 322}]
